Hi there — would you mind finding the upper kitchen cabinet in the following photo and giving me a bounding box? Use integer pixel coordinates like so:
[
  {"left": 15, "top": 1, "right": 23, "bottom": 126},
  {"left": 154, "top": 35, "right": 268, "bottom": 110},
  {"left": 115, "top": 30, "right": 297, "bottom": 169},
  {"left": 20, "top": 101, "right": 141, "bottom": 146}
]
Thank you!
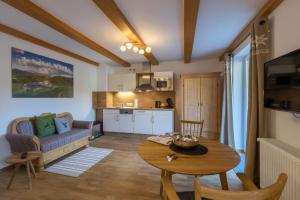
[{"left": 108, "top": 73, "right": 136, "bottom": 92}]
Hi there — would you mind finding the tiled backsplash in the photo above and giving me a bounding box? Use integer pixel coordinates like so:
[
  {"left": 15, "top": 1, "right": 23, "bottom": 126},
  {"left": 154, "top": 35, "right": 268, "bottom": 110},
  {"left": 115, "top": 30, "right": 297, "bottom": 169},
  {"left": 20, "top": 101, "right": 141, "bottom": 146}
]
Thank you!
[
  {"left": 93, "top": 91, "right": 175, "bottom": 108},
  {"left": 112, "top": 91, "right": 175, "bottom": 108}
]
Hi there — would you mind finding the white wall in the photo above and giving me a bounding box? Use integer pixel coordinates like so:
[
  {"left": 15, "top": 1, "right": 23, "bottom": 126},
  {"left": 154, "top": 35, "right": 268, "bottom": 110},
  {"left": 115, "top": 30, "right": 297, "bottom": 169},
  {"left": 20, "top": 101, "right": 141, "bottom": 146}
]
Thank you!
[
  {"left": 104, "top": 59, "right": 223, "bottom": 130},
  {"left": 266, "top": 0, "right": 300, "bottom": 149},
  {"left": 0, "top": 33, "right": 98, "bottom": 168}
]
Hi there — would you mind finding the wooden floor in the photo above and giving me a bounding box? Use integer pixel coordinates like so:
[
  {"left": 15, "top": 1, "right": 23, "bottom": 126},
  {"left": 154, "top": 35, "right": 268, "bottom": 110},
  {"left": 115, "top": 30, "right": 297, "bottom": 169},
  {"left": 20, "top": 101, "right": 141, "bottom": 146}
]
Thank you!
[{"left": 0, "top": 133, "right": 242, "bottom": 200}]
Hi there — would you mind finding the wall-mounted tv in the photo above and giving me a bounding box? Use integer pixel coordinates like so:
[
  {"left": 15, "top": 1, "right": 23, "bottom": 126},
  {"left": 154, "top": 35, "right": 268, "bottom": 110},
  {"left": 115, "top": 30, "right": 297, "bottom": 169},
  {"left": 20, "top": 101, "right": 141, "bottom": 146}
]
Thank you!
[{"left": 264, "top": 48, "right": 300, "bottom": 113}]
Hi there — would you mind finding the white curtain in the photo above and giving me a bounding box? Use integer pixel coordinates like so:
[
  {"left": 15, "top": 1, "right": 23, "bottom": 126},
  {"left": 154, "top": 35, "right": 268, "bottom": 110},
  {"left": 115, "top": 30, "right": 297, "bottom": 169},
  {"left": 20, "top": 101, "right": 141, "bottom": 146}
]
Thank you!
[{"left": 220, "top": 54, "right": 235, "bottom": 148}]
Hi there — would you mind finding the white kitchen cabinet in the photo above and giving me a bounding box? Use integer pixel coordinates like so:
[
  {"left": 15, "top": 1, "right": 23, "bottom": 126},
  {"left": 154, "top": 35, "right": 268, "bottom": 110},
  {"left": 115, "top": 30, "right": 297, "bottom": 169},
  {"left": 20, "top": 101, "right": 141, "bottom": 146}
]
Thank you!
[
  {"left": 121, "top": 74, "right": 136, "bottom": 91},
  {"left": 103, "top": 109, "right": 120, "bottom": 132},
  {"left": 152, "top": 110, "right": 174, "bottom": 135},
  {"left": 108, "top": 73, "right": 136, "bottom": 92},
  {"left": 133, "top": 110, "right": 153, "bottom": 134},
  {"left": 119, "top": 113, "right": 134, "bottom": 133},
  {"left": 103, "top": 109, "right": 174, "bottom": 135},
  {"left": 108, "top": 74, "right": 121, "bottom": 92}
]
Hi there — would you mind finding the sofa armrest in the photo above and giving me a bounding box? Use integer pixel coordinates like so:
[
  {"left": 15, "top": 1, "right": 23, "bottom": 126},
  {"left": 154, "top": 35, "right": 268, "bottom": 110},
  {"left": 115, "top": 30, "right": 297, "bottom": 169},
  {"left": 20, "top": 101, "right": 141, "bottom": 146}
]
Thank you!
[
  {"left": 72, "top": 120, "right": 93, "bottom": 130},
  {"left": 6, "top": 134, "right": 40, "bottom": 153}
]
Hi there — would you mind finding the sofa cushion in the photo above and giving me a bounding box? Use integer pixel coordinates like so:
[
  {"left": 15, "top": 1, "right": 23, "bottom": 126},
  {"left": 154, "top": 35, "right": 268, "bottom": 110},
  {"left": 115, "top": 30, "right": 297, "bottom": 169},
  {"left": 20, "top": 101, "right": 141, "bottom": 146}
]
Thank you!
[
  {"left": 16, "top": 121, "right": 35, "bottom": 136},
  {"left": 39, "top": 128, "right": 90, "bottom": 153},
  {"left": 54, "top": 117, "right": 71, "bottom": 134},
  {"left": 35, "top": 114, "right": 56, "bottom": 137}
]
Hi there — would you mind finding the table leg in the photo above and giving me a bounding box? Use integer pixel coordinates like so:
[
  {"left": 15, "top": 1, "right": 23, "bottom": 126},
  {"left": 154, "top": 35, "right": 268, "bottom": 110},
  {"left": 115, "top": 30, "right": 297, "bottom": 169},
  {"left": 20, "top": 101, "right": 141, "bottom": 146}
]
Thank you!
[
  {"left": 7, "top": 164, "right": 20, "bottom": 190},
  {"left": 29, "top": 161, "right": 36, "bottom": 178},
  {"left": 160, "top": 170, "right": 166, "bottom": 196},
  {"left": 26, "top": 161, "right": 32, "bottom": 190},
  {"left": 219, "top": 172, "right": 229, "bottom": 190},
  {"left": 194, "top": 176, "right": 201, "bottom": 200}
]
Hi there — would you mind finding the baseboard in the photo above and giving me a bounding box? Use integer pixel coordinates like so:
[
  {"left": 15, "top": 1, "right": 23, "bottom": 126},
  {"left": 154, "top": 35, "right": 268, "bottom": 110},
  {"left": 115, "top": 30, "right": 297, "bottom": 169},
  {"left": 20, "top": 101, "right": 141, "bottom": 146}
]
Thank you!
[{"left": 0, "top": 164, "right": 12, "bottom": 173}]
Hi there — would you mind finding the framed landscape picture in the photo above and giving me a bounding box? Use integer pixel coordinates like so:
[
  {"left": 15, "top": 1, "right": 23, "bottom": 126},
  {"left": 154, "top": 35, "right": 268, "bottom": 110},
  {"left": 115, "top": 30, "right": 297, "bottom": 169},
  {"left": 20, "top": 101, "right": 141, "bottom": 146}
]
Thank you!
[{"left": 11, "top": 47, "right": 74, "bottom": 98}]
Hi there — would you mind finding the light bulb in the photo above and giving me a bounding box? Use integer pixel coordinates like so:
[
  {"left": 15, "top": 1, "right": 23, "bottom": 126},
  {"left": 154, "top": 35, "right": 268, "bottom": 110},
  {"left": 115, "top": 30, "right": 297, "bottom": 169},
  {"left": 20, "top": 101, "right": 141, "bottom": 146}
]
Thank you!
[
  {"left": 120, "top": 45, "right": 126, "bottom": 52},
  {"left": 133, "top": 46, "right": 139, "bottom": 53},
  {"left": 125, "top": 42, "right": 133, "bottom": 49},
  {"left": 145, "top": 46, "right": 151, "bottom": 53},
  {"left": 138, "top": 49, "right": 145, "bottom": 55}
]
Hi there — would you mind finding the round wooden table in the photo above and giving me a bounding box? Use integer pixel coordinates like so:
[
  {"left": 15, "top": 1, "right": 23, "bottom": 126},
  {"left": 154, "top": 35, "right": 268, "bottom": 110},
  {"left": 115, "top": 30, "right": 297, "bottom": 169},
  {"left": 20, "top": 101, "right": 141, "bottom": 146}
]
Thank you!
[{"left": 138, "top": 139, "right": 240, "bottom": 193}]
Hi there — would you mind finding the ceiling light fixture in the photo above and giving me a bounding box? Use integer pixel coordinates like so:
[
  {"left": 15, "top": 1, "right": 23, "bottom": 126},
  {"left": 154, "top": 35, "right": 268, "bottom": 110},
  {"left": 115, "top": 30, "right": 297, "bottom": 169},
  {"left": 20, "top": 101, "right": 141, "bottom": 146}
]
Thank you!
[
  {"left": 138, "top": 49, "right": 145, "bottom": 55},
  {"left": 133, "top": 46, "right": 139, "bottom": 53},
  {"left": 145, "top": 46, "right": 151, "bottom": 53},
  {"left": 120, "top": 42, "right": 151, "bottom": 55},
  {"left": 120, "top": 45, "right": 126, "bottom": 52},
  {"left": 125, "top": 42, "right": 133, "bottom": 49}
]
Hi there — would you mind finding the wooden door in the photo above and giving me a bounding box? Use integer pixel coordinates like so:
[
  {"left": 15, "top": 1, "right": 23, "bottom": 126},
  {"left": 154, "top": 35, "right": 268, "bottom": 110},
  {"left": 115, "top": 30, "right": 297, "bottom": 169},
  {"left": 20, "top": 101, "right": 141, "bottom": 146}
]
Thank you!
[
  {"left": 200, "top": 77, "right": 220, "bottom": 139},
  {"left": 183, "top": 78, "right": 201, "bottom": 121},
  {"left": 181, "top": 73, "right": 220, "bottom": 140}
]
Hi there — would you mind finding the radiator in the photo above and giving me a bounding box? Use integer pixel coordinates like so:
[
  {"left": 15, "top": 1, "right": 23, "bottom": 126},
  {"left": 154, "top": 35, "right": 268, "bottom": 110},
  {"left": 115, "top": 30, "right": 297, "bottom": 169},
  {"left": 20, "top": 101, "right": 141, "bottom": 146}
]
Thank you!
[{"left": 259, "top": 138, "right": 300, "bottom": 200}]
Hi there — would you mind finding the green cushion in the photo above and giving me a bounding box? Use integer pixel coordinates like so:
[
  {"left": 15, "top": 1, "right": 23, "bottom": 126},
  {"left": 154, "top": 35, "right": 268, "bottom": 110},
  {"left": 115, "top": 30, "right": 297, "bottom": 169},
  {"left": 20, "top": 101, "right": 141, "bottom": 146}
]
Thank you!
[{"left": 35, "top": 114, "right": 56, "bottom": 137}]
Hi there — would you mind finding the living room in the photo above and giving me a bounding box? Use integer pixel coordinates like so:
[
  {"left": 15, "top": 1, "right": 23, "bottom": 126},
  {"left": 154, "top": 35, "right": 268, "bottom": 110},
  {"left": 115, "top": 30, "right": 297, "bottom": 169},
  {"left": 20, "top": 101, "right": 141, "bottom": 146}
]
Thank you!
[{"left": 0, "top": 0, "right": 299, "bottom": 199}]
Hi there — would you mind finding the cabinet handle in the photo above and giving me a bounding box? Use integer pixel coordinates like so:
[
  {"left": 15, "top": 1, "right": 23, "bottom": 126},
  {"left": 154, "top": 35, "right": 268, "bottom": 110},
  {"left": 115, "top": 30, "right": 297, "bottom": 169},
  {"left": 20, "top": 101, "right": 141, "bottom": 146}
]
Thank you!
[
  {"left": 132, "top": 115, "right": 135, "bottom": 122},
  {"left": 151, "top": 116, "right": 154, "bottom": 124}
]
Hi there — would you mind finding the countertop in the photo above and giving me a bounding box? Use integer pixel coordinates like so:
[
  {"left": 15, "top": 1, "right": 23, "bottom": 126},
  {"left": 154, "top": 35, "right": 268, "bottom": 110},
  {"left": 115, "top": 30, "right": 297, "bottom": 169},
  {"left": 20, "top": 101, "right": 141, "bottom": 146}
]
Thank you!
[{"left": 94, "top": 107, "right": 175, "bottom": 111}]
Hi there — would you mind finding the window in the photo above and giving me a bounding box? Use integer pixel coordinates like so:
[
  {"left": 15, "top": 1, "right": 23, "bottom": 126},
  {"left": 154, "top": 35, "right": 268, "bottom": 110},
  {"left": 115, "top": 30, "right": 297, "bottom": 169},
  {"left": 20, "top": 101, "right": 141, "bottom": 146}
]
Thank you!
[{"left": 231, "top": 39, "right": 250, "bottom": 172}]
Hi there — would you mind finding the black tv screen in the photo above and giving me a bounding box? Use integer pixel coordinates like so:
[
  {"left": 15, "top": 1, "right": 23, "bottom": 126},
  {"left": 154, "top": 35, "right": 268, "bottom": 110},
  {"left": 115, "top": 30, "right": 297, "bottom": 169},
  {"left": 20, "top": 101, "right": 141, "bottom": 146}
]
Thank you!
[{"left": 264, "top": 48, "right": 300, "bottom": 112}]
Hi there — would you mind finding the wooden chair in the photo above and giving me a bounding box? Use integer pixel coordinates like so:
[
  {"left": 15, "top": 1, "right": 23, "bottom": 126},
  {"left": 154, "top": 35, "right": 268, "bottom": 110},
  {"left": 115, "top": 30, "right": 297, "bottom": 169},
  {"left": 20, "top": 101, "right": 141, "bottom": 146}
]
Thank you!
[
  {"left": 180, "top": 120, "right": 204, "bottom": 138},
  {"left": 161, "top": 173, "right": 288, "bottom": 200}
]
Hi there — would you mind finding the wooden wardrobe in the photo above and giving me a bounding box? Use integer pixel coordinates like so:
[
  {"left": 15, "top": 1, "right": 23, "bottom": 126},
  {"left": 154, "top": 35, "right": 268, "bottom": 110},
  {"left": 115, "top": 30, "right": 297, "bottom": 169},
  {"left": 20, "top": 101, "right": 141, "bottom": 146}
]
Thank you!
[{"left": 181, "top": 73, "right": 221, "bottom": 140}]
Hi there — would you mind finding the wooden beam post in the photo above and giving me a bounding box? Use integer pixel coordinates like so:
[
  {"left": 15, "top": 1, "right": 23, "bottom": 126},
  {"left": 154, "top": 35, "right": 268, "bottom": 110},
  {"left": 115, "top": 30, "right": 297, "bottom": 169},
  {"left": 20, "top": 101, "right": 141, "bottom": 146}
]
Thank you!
[
  {"left": 92, "top": 0, "right": 159, "bottom": 65},
  {"left": 219, "top": 0, "right": 284, "bottom": 61},
  {"left": 184, "top": 0, "right": 200, "bottom": 63},
  {"left": 0, "top": 24, "right": 99, "bottom": 66},
  {"left": 2, "top": 0, "right": 130, "bottom": 67}
]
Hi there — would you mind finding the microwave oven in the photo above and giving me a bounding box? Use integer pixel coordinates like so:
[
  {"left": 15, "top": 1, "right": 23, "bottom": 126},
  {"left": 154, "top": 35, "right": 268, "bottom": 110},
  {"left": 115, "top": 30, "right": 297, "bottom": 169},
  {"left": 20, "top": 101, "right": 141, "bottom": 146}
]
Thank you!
[{"left": 154, "top": 72, "right": 174, "bottom": 91}]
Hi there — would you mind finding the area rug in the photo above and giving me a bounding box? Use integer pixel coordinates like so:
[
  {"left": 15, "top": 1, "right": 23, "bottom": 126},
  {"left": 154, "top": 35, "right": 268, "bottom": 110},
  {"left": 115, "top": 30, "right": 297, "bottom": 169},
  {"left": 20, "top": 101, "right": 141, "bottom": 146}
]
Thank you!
[{"left": 45, "top": 147, "right": 113, "bottom": 177}]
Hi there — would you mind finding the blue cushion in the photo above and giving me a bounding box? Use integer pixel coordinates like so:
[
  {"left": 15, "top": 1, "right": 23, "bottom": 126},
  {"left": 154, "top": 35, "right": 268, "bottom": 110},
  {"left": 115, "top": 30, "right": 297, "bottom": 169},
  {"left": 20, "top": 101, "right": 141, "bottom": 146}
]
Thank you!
[
  {"left": 54, "top": 117, "right": 71, "bottom": 134},
  {"left": 16, "top": 121, "right": 35, "bottom": 136},
  {"left": 39, "top": 128, "right": 90, "bottom": 152}
]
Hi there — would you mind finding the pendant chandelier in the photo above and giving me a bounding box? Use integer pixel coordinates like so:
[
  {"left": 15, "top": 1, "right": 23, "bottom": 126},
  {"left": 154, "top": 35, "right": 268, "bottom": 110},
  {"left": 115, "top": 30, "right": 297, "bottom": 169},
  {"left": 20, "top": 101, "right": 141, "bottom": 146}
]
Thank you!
[{"left": 120, "top": 42, "right": 151, "bottom": 55}]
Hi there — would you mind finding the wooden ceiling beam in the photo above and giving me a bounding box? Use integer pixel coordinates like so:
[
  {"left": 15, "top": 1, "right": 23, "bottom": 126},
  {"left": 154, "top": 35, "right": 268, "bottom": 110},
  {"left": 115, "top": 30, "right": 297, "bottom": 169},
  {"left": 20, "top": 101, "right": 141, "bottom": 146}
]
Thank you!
[
  {"left": 2, "top": 0, "right": 130, "bottom": 67},
  {"left": 0, "top": 24, "right": 99, "bottom": 66},
  {"left": 184, "top": 0, "right": 200, "bottom": 63},
  {"left": 92, "top": 0, "right": 159, "bottom": 65},
  {"left": 219, "top": 0, "right": 284, "bottom": 61}
]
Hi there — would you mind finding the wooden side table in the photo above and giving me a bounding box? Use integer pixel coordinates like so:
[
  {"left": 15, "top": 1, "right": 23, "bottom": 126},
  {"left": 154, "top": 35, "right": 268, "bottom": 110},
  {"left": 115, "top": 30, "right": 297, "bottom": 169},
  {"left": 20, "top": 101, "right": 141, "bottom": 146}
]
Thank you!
[{"left": 5, "top": 151, "right": 41, "bottom": 190}]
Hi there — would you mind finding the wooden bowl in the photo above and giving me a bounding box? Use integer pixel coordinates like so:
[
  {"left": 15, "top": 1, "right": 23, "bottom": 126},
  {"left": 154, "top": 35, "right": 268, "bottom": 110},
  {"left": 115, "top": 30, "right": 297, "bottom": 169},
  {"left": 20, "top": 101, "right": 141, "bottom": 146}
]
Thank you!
[{"left": 172, "top": 134, "right": 199, "bottom": 149}]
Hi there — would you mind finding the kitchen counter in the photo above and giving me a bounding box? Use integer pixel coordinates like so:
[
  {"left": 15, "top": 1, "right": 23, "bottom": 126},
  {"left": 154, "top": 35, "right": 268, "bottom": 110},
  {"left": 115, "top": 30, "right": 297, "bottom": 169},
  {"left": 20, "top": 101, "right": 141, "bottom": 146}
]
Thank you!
[{"left": 95, "top": 107, "right": 175, "bottom": 111}]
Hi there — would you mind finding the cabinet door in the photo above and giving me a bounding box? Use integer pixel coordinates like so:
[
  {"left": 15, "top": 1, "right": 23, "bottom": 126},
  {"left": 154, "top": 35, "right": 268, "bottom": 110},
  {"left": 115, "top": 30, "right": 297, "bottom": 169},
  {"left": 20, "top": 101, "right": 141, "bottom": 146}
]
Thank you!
[
  {"left": 122, "top": 74, "right": 136, "bottom": 91},
  {"left": 108, "top": 74, "right": 121, "bottom": 92},
  {"left": 200, "top": 77, "right": 219, "bottom": 139},
  {"left": 108, "top": 73, "right": 136, "bottom": 92},
  {"left": 152, "top": 111, "right": 174, "bottom": 135},
  {"left": 103, "top": 109, "right": 120, "bottom": 132},
  {"left": 133, "top": 110, "right": 153, "bottom": 134},
  {"left": 183, "top": 78, "right": 201, "bottom": 121},
  {"left": 119, "top": 114, "right": 134, "bottom": 133}
]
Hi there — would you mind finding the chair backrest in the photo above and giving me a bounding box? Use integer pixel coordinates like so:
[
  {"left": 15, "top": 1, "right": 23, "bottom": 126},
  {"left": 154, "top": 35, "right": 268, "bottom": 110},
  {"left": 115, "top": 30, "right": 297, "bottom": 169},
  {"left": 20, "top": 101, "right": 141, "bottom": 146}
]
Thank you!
[
  {"left": 180, "top": 120, "right": 204, "bottom": 138},
  {"left": 197, "top": 173, "right": 288, "bottom": 200},
  {"left": 161, "top": 173, "right": 288, "bottom": 200}
]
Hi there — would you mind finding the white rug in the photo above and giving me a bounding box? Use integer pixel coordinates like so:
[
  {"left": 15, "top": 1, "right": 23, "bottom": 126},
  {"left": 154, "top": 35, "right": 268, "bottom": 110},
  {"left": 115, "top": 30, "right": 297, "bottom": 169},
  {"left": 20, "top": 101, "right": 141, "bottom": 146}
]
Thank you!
[{"left": 45, "top": 147, "right": 113, "bottom": 177}]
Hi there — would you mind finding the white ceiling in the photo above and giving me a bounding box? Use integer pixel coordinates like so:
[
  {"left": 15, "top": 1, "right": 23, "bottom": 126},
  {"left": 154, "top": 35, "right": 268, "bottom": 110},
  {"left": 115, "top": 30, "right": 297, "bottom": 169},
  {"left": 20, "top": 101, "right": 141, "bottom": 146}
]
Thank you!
[{"left": 0, "top": 0, "right": 268, "bottom": 66}]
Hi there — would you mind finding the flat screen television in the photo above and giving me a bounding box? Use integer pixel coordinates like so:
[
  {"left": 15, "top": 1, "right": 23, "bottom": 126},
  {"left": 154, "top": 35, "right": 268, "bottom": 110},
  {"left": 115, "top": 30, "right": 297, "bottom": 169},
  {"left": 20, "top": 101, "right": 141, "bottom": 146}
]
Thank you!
[{"left": 264, "top": 48, "right": 300, "bottom": 112}]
